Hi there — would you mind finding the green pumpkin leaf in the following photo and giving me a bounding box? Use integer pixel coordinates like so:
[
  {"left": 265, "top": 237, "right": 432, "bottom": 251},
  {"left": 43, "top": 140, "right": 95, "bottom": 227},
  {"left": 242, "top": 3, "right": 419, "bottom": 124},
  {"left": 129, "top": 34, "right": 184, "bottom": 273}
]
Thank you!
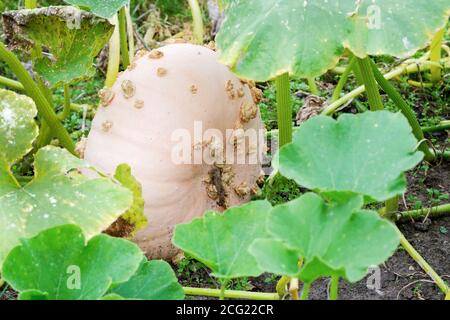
[
  {"left": 0, "top": 146, "right": 133, "bottom": 269},
  {"left": 217, "top": 0, "right": 355, "bottom": 81},
  {"left": 350, "top": 0, "right": 450, "bottom": 58},
  {"left": 250, "top": 193, "right": 400, "bottom": 283},
  {"left": 111, "top": 260, "right": 185, "bottom": 300},
  {"left": 63, "top": 0, "right": 130, "bottom": 18},
  {"left": 217, "top": 0, "right": 449, "bottom": 80},
  {"left": 18, "top": 290, "right": 49, "bottom": 300},
  {"left": 108, "top": 163, "right": 147, "bottom": 238},
  {"left": 2, "top": 225, "right": 144, "bottom": 300},
  {"left": 0, "top": 89, "right": 38, "bottom": 165},
  {"left": 173, "top": 200, "right": 272, "bottom": 279},
  {"left": 278, "top": 111, "right": 423, "bottom": 201},
  {"left": 2, "top": 6, "right": 114, "bottom": 86}
]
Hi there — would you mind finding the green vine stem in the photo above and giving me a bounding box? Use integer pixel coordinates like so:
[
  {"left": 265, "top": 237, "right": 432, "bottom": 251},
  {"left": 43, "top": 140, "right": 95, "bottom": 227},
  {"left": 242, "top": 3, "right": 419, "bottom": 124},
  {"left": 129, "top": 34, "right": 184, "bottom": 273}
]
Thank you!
[
  {"left": 398, "top": 230, "right": 449, "bottom": 296},
  {"left": 183, "top": 287, "right": 280, "bottom": 300},
  {"left": 430, "top": 29, "right": 444, "bottom": 83},
  {"left": 276, "top": 275, "right": 290, "bottom": 298},
  {"left": 307, "top": 77, "right": 319, "bottom": 96},
  {"left": 0, "top": 278, "right": 4, "bottom": 289},
  {"left": 329, "top": 276, "right": 339, "bottom": 300},
  {"left": 370, "top": 59, "right": 435, "bottom": 162},
  {"left": 24, "top": 0, "right": 37, "bottom": 9},
  {"left": 356, "top": 57, "right": 383, "bottom": 111},
  {"left": 0, "top": 42, "right": 75, "bottom": 154},
  {"left": 187, "top": 0, "right": 204, "bottom": 44},
  {"left": 299, "top": 282, "right": 311, "bottom": 300},
  {"left": 35, "top": 75, "right": 56, "bottom": 149},
  {"left": 0, "top": 75, "right": 24, "bottom": 91},
  {"left": 395, "top": 203, "right": 450, "bottom": 222},
  {"left": 275, "top": 72, "right": 293, "bottom": 147},
  {"left": 422, "top": 121, "right": 450, "bottom": 133},
  {"left": 322, "top": 56, "right": 449, "bottom": 116},
  {"left": 105, "top": 14, "right": 121, "bottom": 88},
  {"left": 61, "top": 84, "right": 71, "bottom": 120},
  {"left": 125, "top": 5, "right": 135, "bottom": 62},
  {"left": 118, "top": 6, "right": 130, "bottom": 69},
  {"left": 331, "top": 56, "right": 356, "bottom": 102},
  {"left": 289, "top": 278, "right": 299, "bottom": 300},
  {"left": 219, "top": 279, "right": 230, "bottom": 300}
]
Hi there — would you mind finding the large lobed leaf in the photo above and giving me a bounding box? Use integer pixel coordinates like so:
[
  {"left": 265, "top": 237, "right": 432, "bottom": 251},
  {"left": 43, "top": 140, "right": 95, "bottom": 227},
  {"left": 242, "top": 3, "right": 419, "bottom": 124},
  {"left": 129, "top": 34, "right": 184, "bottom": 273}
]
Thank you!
[
  {"left": 250, "top": 193, "right": 400, "bottom": 283},
  {"left": 2, "top": 6, "right": 114, "bottom": 86},
  {"left": 0, "top": 89, "right": 132, "bottom": 269},
  {"left": 2, "top": 225, "right": 184, "bottom": 300},
  {"left": 64, "top": 0, "right": 130, "bottom": 19},
  {"left": 173, "top": 200, "right": 272, "bottom": 279},
  {"left": 0, "top": 147, "right": 133, "bottom": 269},
  {"left": 217, "top": 0, "right": 450, "bottom": 81},
  {"left": 278, "top": 111, "right": 424, "bottom": 201},
  {"left": 0, "top": 89, "right": 38, "bottom": 165}
]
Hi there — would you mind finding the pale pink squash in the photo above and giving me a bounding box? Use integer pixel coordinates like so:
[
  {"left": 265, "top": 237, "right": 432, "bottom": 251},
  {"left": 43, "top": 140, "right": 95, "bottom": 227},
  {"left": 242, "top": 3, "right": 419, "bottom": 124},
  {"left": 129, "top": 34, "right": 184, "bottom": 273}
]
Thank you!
[{"left": 84, "top": 43, "right": 265, "bottom": 259}]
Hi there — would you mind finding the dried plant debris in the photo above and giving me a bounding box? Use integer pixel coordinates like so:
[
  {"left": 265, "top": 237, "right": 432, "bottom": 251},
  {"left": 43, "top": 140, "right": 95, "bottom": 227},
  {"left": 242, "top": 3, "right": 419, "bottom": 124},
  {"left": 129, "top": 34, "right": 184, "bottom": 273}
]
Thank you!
[{"left": 295, "top": 95, "right": 325, "bottom": 125}]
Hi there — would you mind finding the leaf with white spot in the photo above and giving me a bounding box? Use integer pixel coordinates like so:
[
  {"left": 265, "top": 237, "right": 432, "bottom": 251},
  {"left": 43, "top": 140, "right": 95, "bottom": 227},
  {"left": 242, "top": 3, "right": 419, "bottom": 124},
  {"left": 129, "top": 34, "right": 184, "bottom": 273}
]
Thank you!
[
  {"left": 217, "top": 0, "right": 449, "bottom": 80},
  {"left": 0, "top": 147, "right": 133, "bottom": 269},
  {"left": 0, "top": 89, "right": 38, "bottom": 166},
  {"left": 250, "top": 193, "right": 400, "bottom": 283},
  {"left": 2, "top": 6, "right": 114, "bottom": 86},
  {"left": 3, "top": 225, "right": 144, "bottom": 300},
  {"left": 278, "top": 111, "right": 423, "bottom": 201}
]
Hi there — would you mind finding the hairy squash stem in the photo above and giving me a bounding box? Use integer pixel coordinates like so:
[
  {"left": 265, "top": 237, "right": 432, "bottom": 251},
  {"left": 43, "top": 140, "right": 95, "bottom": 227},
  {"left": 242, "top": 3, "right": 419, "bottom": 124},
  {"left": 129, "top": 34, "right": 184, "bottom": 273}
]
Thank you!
[
  {"left": 219, "top": 279, "right": 229, "bottom": 300},
  {"left": 276, "top": 276, "right": 290, "bottom": 298},
  {"left": 322, "top": 56, "right": 449, "bottom": 116},
  {"left": 430, "top": 29, "right": 444, "bottom": 83},
  {"left": 329, "top": 276, "right": 339, "bottom": 300},
  {"left": 307, "top": 77, "right": 319, "bottom": 95},
  {"left": 356, "top": 57, "right": 384, "bottom": 111},
  {"left": 187, "top": 0, "right": 205, "bottom": 44},
  {"left": 0, "top": 75, "right": 24, "bottom": 91},
  {"left": 275, "top": 73, "right": 293, "bottom": 147},
  {"left": 331, "top": 56, "right": 356, "bottom": 102},
  {"left": 24, "top": 0, "right": 37, "bottom": 9},
  {"left": 0, "top": 42, "right": 75, "bottom": 153},
  {"left": 183, "top": 287, "right": 280, "bottom": 300},
  {"left": 299, "top": 283, "right": 311, "bottom": 300},
  {"left": 35, "top": 76, "right": 57, "bottom": 149},
  {"left": 118, "top": 7, "right": 130, "bottom": 69},
  {"left": 396, "top": 203, "right": 450, "bottom": 222},
  {"left": 289, "top": 278, "right": 299, "bottom": 300},
  {"left": 398, "top": 231, "right": 449, "bottom": 295},
  {"left": 422, "top": 121, "right": 450, "bottom": 133},
  {"left": 61, "top": 84, "right": 71, "bottom": 120},
  {"left": 125, "top": 5, "right": 135, "bottom": 62},
  {"left": 370, "top": 60, "right": 435, "bottom": 162},
  {"left": 105, "top": 14, "right": 121, "bottom": 88}
]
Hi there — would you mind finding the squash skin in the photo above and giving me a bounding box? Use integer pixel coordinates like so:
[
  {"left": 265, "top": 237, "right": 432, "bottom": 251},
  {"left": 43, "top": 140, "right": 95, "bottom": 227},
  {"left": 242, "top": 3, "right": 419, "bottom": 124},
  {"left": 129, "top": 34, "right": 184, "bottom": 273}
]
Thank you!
[{"left": 84, "top": 44, "right": 265, "bottom": 259}]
